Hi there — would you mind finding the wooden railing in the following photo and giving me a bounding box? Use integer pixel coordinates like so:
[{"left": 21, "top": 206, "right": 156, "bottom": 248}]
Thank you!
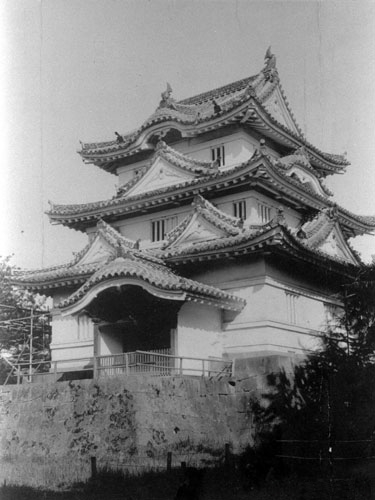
[{"left": 6, "top": 350, "right": 233, "bottom": 384}]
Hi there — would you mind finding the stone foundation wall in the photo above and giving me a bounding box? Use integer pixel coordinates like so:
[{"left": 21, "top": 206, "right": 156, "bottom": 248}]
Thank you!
[{"left": 0, "top": 375, "right": 259, "bottom": 488}]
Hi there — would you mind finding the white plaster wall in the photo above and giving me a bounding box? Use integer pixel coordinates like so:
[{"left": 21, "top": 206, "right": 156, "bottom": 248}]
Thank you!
[
  {"left": 117, "top": 159, "right": 150, "bottom": 186},
  {"left": 116, "top": 204, "right": 191, "bottom": 244},
  {"left": 177, "top": 302, "right": 222, "bottom": 374},
  {"left": 173, "top": 130, "right": 279, "bottom": 168},
  {"left": 244, "top": 193, "right": 301, "bottom": 228},
  {"left": 98, "top": 330, "right": 123, "bottom": 356},
  {"left": 50, "top": 312, "right": 94, "bottom": 368},
  {"left": 174, "top": 133, "right": 255, "bottom": 167},
  {"left": 222, "top": 323, "right": 320, "bottom": 358},
  {"left": 191, "top": 259, "right": 338, "bottom": 360}
]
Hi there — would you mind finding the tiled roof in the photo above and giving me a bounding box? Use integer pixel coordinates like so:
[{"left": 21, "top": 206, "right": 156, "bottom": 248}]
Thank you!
[
  {"left": 78, "top": 52, "right": 348, "bottom": 174},
  {"left": 179, "top": 75, "right": 258, "bottom": 105},
  {"left": 15, "top": 211, "right": 362, "bottom": 297},
  {"left": 47, "top": 150, "right": 374, "bottom": 237},
  {"left": 276, "top": 147, "right": 314, "bottom": 171},
  {"left": 12, "top": 220, "right": 162, "bottom": 290},
  {"left": 58, "top": 255, "right": 246, "bottom": 312},
  {"left": 299, "top": 210, "right": 337, "bottom": 248},
  {"left": 161, "top": 222, "right": 361, "bottom": 271},
  {"left": 47, "top": 160, "right": 251, "bottom": 218},
  {"left": 273, "top": 150, "right": 333, "bottom": 197},
  {"left": 154, "top": 141, "right": 217, "bottom": 172},
  {"left": 12, "top": 262, "right": 100, "bottom": 290}
]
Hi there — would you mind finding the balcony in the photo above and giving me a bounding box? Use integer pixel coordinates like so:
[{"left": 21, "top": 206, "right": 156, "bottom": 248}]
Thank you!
[{"left": 4, "top": 350, "right": 233, "bottom": 384}]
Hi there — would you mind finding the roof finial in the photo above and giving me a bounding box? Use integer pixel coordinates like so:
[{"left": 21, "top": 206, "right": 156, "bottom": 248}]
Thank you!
[
  {"left": 212, "top": 99, "right": 222, "bottom": 114},
  {"left": 159, "top": 82, "right": 176, "bottom": 109},
  {"left": 115, "top": 131, "right": 124, "bottom": 143},
  {"left": 263, "top": 46, "right": 278, "bottom": 82}
]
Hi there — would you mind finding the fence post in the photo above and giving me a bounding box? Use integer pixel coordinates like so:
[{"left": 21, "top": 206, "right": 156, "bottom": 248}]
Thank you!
[
  {"left": 202, "top": 359, "right": 205, "bottom": 377},
  {"left": 125, "top": 352, "right": 129, "bottom": 376},
  {"left": 179, "top": 357, "right": 183, "bottom": 375},
  {"left": 16, "top": 366, "right": 20, "bottom": 385},
  {"left": 93, "top": 356, "right": 98, "bottom": 379},
  {"left": 167, "top": 452, "right": 172, "bottom": 471},
  {"left": 91, "top": 456, "right": 97, "bottom": 479},
  {"left": 54, "top": 361, "right": 58, "bottom": 383}
]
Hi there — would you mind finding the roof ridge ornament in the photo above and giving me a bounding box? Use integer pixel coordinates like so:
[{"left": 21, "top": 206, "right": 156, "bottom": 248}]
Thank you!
[
  {"left": 114, "top": 132, "right": 125, "bottom": 143},
  {"left": 243, "top": 83, "right": 257, "bottom": 99},
  {"left": 323, "top": 204, "right": 338, "bottom": 220},
  {"left": 158, "top": 82, "right": 176, "bottom": 110},
  {"left": 263, "top": 46, "right": 278, "bottom": 82},
  {"left": 273, "top": 206, "right": 286, "bottom": 227},
  {"left": 294, "top": 145, "right": 309, "bottom": 158},
  {"left": 156, "top": 140, "right": 167, "bottom": 151}
]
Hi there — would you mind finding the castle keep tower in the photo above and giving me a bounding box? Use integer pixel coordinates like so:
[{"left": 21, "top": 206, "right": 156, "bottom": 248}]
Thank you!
[{"left": 15, "top": 50, "right": 375, "bottom": 376}]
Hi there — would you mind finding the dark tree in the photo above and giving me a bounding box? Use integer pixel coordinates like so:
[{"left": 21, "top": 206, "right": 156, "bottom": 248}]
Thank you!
[{"left": 250, "top": 263, "right": 375, "bottom": 485}]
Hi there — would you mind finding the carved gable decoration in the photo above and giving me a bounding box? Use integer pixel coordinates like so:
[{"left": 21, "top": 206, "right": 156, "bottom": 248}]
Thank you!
[
  {"left": 126, "top": 157, "right": 196, "bottom": 197},
  {"left": 317, "top": 225, "right": 357, "bottom": 264},
  {"left": 262, "top": 86, "right": 300, "bottom": 135},
  {"left": 74, "top": 235, "right": 115, "bottom": 266},
  {"left": 287, "top": 166, "right": 327, "bottom": 198},
  {"left": 167, "top": 213, "right": 228, "bottom": 248}
]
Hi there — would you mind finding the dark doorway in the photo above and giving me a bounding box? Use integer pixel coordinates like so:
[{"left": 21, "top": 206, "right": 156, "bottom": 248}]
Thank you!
[{"left": 86, "top": 285, "right": 180, "bottom": 353}]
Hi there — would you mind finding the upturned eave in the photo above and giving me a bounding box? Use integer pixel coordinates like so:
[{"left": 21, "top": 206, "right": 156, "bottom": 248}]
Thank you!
[{"left": 79, "top": 97, "right": 348, "bottom": 176}]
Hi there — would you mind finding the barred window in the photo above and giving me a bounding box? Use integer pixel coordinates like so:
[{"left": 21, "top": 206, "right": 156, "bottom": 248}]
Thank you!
[
  {"left": 211, "top": 145, "right": 225, "bottom": 166},
  {"left": 233, "top": 200, "right": 246, "bottom": 220},
  {"left": 285, "top": 291, "right": 299, "bottom": 325},
  {"left": 258, "top": 202, "right": 272, "bottom": 224},
  {"left": 151, "top": 216, "right": 178, "bottom": 242}
]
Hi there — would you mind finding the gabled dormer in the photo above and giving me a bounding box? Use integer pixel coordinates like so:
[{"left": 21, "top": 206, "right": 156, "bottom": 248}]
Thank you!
[
  {"left": 298, "top": 208, "right": 360, "bottom": 265},
  {"left": 116, "top": 141, "right": 218, "bottom": 197},
  {"left": 163, "top": 195, "right": 242, "bottom": 249}
]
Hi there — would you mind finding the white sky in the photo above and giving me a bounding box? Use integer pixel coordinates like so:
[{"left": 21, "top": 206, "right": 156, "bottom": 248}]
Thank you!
[{"left": 1, "top": 0, "right": 375, "bottom": 269}]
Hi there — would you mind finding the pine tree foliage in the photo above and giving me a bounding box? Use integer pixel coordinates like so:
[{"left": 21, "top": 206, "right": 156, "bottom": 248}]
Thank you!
[{"left": 252, "top": 263, "right": 375, "bottom": 472}]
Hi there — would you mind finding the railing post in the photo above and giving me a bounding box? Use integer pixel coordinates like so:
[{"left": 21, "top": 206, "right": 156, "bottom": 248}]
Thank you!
[
  {"left": 91, "top": 456, "right": 97, "bottom": 479},
  {"left": 125, "top": 352, "right": 129, "bottom": 376},
  {"left": 93, "top": 356, "right": 98, "bottom": 379},
  {"left": 167, "top": 452, "right": 172, "bottom": 471},
  {"left": 54, "top": 361, "right": 58, "bottom": 383},
  {"left": 202, "top": 359, "right": 205, "bottom": 377},
  {"left": 179, "top": 357, "right": 183, "bottom": 375},
  {"left": 16, "top": 366, "right": 20, "bottom": 385}
]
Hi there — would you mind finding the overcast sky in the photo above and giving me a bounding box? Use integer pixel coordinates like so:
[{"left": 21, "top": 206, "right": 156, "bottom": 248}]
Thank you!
[{"left": 1, "top": 0, "right": 375, "bottom": 269}]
